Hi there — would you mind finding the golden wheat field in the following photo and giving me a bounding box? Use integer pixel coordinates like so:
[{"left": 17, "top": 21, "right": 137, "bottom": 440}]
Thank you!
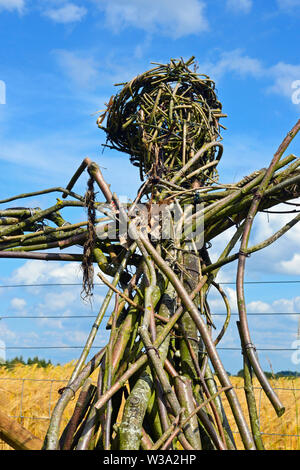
[{"left": 0, "top": 363, "right": 299, "bottom": 450}]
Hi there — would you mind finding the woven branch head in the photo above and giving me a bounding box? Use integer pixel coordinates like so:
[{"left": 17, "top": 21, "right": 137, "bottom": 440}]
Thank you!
[{"left": 98, "top": 57, "right": 226, "bottom": 185}]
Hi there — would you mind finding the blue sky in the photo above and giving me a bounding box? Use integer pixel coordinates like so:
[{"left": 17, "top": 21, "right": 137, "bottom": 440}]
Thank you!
[{"left": 0, "top": 0, "right": 300, "bottom": 374}]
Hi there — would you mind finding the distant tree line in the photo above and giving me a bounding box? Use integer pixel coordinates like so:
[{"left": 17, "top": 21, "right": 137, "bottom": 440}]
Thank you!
[
  {"left": 1, "top": 357, "right": 299, "bottom": 378},
  {"left": 236, "top": 369, "right": 300, "bottom": 379},
  {"left": 0, "top": 355, "right": 54, "bottom": 369}
]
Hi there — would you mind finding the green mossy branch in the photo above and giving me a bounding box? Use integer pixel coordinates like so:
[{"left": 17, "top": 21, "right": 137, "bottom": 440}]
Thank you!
[{"left": 1, "top": 59, "right": 299, "bottom": 452}]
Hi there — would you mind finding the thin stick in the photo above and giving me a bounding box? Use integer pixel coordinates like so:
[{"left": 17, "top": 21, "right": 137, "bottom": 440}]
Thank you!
[
  {"left": 236, "top": 119, "right": 300, "bottom": 417},
  {"left": 43, "top": 347, "right": 106, "bottom": 450},
  {"left": 0, "top": 187, "right": 84, "bottom": 204},
  {"left": 137, "top": 228, "right": 255, "bottom": 450},
  {"left": 97, "top": 270, "right": 143, "bottom": 312},
  {"left": 62, "top": 158, "right": 91, "bottom": 198},
  {"left": 104, "top": 295, "right": 119, "bottom": 450},
  {"left": 151, "top": 387, "right": 231, "bottom": 450},
  {"left": 0, "top": 251, "right": 84, "bottom": 262}
]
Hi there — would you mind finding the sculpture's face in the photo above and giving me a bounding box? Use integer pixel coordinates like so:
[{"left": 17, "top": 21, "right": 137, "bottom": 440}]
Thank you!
[{"left": 99, "top": 59, "right": 225, "bottom": 185}]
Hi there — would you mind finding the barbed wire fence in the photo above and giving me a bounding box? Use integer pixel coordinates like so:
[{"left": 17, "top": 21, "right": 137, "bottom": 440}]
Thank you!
[
  {"left": 0, "top": 376, "right": 299, "bottom": 450},
  {"left": 0, "top": 280, "right": 300, "bottom": 449}
]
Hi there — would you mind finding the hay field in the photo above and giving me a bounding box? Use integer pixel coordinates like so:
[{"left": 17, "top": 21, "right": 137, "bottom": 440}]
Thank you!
[
  {"left": 0, "top": 363, "right": 299, "bottom": 450},
  {"left": 218, "top": 376, "right": 300, "bottom": 450}
]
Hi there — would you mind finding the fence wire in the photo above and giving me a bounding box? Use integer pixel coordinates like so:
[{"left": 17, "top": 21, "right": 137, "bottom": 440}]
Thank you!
[
  {"left": 0, "top": 376, "right": 299, "bottom": 450},
  {"left": 0, "top": 281, "right": 299, "bottom": 449}
]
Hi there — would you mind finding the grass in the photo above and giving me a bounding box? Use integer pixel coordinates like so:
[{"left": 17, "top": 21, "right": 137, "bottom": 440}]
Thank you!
[{"left": 0, "top": 363, "right": 299, "bottom": 450}]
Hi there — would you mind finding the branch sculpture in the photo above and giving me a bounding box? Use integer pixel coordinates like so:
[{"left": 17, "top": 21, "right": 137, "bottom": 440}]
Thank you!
[{"left": 0, "top": 57, "right": 300, "bottom": 451}]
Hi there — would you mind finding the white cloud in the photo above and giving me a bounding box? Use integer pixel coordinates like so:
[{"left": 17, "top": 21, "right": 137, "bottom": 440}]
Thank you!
[
  {"left": 207, "top": 285, "right": 238, "bottom": 313},
  {"left": 12, "top": 260, "right": 52, "bottom": 285},
  {"left": 277, "top": 0, "right": 300, "bottom": 11},
  {"left": 39, "top": 290, "right": 78, "bottom": 311},
  {"left": 53, "top": 48, "right": 148, "bottom": 97},
  {"left": 267, "top": 62, "right": 300, "bottom": 100},
  {"left": 279, "top": 254, "right": 300, "bottom": 275},
  {"left": 11, "top": 260, "right": 82, "bottom": 284},
  {"left": 207, "top": 196, "right": 300, "bottom": 284},
  {"left": 245, "top": 295, "right": 300, "bottom": 323},
  {"left": 0, "top": 123, "right": 141, "bottom": 198},
  {"left": 247, "top": 300, "right": 273, "bottom": 313},
  {"left": 226, "top": 0, "right": 252, "bottom": 14},
  {"left": 224, "top": 287, "right": 238, "bottom": 310},
  {"left": 11, "top": 297, "right": 27, "bottom": 310},
  {"left": 0, "top": 323, "right": 17, "bottom": 341},
  {"left": 199, "top": 49, "right": 300, "bottom": 105},
  {"left": 37, "top": 315, "right": 64, "bottom": 330},
  {"left": 253, "top": 201, "right": 300, "bottom": 247},
  {"left": 0, "top": 0, "right": 25, "bottom": 13},
  {"left": 46, "top": 262, "right": 83, "bottom": 284},
  {"left": 54, "top": 50, "right": 98, "bottom": 88},
  {"left": 44, "top": 3, "right": 87, "bottom": 23},
  {"left": 273, "top": 297, "right": 300, "bottom": 314},
  {"left": 10, "top": 260, "right": 105, "bottom": 287},
  {"left": 70, "top": 329, "right": 92, "bottom": 344},
  {"left": 199, "top": 49, "right": 265, "bottom": 82},
  {"left": 0, "top": 129, "right": 103, "bottom": 180},
  {"left": 97, "top": 0, "right": 209, "bottom": 39},
  {"left": 245, "top": 202, "right": 300, "bottom": 277}
]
